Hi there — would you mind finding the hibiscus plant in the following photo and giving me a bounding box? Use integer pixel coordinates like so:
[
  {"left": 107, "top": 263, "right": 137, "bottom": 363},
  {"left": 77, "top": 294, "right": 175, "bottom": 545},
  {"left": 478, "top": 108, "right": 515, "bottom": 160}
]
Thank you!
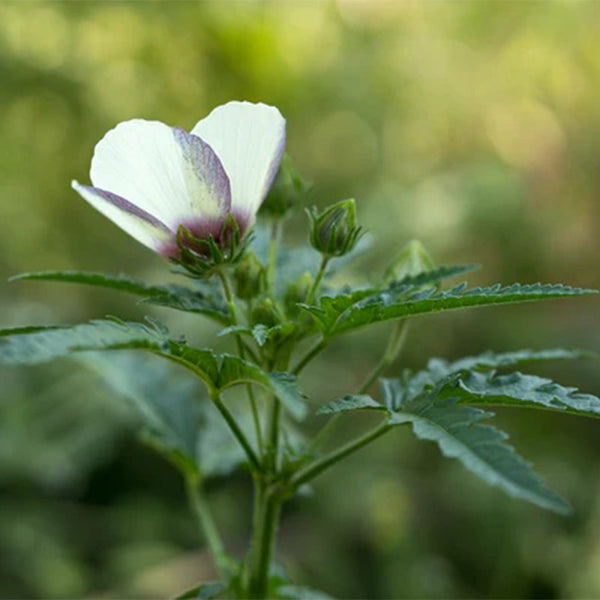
[{"left": 2, "top": 101, "right": 600, "bottom": 599}]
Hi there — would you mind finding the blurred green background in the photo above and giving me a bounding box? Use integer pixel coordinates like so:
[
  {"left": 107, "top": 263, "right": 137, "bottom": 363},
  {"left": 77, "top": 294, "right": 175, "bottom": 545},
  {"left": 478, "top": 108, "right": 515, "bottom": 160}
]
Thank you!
[{"left": 1, "top": 1, "right": 600, "bottom": 598}]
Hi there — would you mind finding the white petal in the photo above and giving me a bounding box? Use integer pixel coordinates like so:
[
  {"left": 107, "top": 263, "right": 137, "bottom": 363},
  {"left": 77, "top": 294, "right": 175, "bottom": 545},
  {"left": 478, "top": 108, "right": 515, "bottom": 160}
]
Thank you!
[
  {"left": 191, "top": 101, "right": 286, "bottom": 226},
  {"left": 72, "top": 181, "right": 173, "bottom": 254},
  {"left": 90, "top": 119, "right": 231, "bottom": 229}
]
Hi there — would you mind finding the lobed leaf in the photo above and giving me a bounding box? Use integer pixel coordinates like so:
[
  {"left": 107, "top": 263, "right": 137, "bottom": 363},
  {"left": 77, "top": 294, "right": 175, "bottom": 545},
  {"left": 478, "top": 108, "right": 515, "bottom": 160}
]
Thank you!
[
  {"left": 11, "top": 270, "right": 230, "bottom": 323},
  {"left": 448, "top": 370, "right": 600, "bottom": 419},
  {"left": 0, "top": 319, "right": 306, "bottom": 420},
  {"left": 302, "top": 282, "right": 597, "bottom": 337}
]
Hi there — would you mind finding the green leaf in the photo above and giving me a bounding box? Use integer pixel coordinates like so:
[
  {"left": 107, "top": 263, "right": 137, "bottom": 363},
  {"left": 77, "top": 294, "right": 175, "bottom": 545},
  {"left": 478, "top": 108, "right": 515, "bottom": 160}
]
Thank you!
[
  {"left": 0, "top": 319, "right": 306, "bottom": 420},
  {"left": 317, "top": 394, "right": 384, "bottom": 415},
  {"left": 219, "top": 324, "right": 272, "bottom": 347},
  {"left": 380, "top": 381, "right": 571, "bottom": 514},
  {"left": 302, "top": 282, "right": 597, "bottom": 337},
  {"left": 447, "top": 370, "right": 600, "bottom": 419},
  {"left": 11, "top": 270, "right": 230, "bottom": 323},
  {"left": 173, "top": 581, "right": 226, "bottom": 600},
  {"left": 387, "top": 263, "right": 480, "bottom": 289},
  {"left": 406, "top": 348, "right": 595, "bottom": 399}
]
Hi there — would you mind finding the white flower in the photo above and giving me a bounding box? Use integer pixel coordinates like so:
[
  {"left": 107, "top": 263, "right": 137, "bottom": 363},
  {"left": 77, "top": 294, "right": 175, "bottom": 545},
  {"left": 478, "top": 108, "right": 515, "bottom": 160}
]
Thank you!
[{"left": 72, "top": 101, "right": 286, "bottom": 257}]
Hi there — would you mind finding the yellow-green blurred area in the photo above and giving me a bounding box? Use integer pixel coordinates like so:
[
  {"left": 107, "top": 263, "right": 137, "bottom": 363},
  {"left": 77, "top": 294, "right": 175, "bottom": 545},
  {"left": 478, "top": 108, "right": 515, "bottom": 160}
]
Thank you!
[{"left": 1, "top": 1, "right": 600, "bottom": 598}]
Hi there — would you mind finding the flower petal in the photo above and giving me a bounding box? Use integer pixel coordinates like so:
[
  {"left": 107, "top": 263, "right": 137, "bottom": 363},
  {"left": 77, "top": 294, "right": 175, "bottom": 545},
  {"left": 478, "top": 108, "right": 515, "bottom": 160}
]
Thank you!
[
  {"left": 90, "top": 119, "right": 231, "bottom": 229},
  {"left": 191, "top": 101, "right": 286, "bottom": 226},
  {"left": 72, "top": 181, "right": 173, "bottom": 253}
]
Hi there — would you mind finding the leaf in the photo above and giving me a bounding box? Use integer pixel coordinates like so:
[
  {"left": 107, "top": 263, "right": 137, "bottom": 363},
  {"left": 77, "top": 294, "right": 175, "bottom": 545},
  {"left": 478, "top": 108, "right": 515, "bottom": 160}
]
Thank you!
[
  {"left": 0, "top": 319, "right": 306, "bottom": 420},
  {"left": 387, "top": 263, "right": 480, "bottom": 289},
  {"left": 380, "top": 381, "right": 571, "bottom": 514},
  {"left": 173, "top": 581, "right": 226, "bottom": 600},
  {"left": 301, "top": 282, "right": 597, "bottom": 337},
  {"left": 11, "top": 270, "right": 230, "bottom": 323},
  {"left": 317, "top": 394, "right": 384, "bottom": 415},
  {"left": 406, "top": 348, "right": 595, "bottom": 399},
  {"left": 448, "top": 370, "right": 600, "bottom": 419},
  {"left": 219, "top": 324, "right": 272, "bottom": 347}
]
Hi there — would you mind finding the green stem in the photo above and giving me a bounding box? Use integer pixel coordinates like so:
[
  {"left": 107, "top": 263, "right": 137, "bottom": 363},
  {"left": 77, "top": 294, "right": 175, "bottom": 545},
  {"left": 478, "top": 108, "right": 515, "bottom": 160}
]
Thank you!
[
  {"left": 310, "top": 320, "right": 407, "bottom": 451},
  {"left": 247, "top": 487, "right": 283, "bottom": 598},
  {"left": 217, "top": 270, "right": 264, "bottom": 456},
  {"left": 211, "top": 390, "right": 261, "bottom": 471},
  {"left": 291, "top": 421, "right": 392, "bottom": 488},
  {"left": 185, "top": 474, "right": 233, "bottom": 579},
  {"left": 266, "top": 221, "right": 281, "bottom": 292},
  {"left": 358, "top": 320, "right": 407, "bottom": 394},
  {"left": 266, "top": 396, "right": 281, "bottom": 471},
  {"left": 305, "top": 255, "right": 330, "bottom": 306},
  {"left": 292, "top": 337, "right": 327, "bottom": 375}
]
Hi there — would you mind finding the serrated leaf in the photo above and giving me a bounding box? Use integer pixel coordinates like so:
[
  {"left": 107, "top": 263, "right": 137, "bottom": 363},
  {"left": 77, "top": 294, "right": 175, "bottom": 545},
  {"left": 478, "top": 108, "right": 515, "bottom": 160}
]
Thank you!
[
  {"left": 448, "top": 370, "right": 600, "bottom": 419},
  {"left": 302, "top": 282, "right": 597, "bottom": 337},
  {"left": 0, "top": 320, "right": 306, "bottom": 420},
  {"left": 219, "top": 324, "right": 272, "bottom": 347},
  {"left": 317, "top": 394, "right": 384, "bottom": 415},
  {"left": 405, "top": 348, "right": 595, "bottom": 399},
  {"left": 387, "top": 263, "right": 480, "bottom": 289},
  {"left": 11, "top": 270, "right": 230, "bottom": 323},
  {"left": 380, "top": 381, "right": 570, "bottom": 514}
]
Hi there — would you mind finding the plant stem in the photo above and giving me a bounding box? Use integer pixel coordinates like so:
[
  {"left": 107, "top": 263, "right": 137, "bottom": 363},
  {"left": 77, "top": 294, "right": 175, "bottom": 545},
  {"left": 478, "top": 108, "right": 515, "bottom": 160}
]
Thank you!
[
  {"left": 305, "top": 255, "right": 330, "bottom": 306},
  {"left": 292, "top": 337, "right": 327, "bottom": 375},
  {"left": 310, "top": 320, "right": 408, "bottom": 451},
  {"left": 247, "top": 486, "right": 283, "bottom": 598},
  {"left": 217, "top": 269, "right": 264, "bottom": 456},
  {"left": 357, "top": 320, "right": 408, "bottom": 394},
  {"left": 291, "top": 421, "right": 392, "bottom": 488},
  {"left": 266, "top": 221, "right": 281, "bottom": 292},
  {"left": 185, "top": 474, "right": 233, "bottom": 579},
  {"left": 266, "top": 396, "right": 281, "bottom": 471},
  {"left": 211, "top": 390, "right": 261, "bottom": 471}
]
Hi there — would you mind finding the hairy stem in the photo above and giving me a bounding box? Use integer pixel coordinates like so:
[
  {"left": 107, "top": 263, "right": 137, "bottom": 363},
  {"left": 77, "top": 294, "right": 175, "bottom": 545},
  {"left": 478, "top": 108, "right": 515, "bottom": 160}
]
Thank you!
[
  {"left": 305, "top": 255, "right": 330, "bottom": 306},
  {"left": 217, "top": 270, "right": 264, "bottom": 456},
  {"left": 291, "top": 421, "right": 392, "bottom": 488},
  {"left": 247, "top": 485, "right": 283, "bottom": 598},
  {"left": 211, "top": 390, "right": 261, "bottom": 471},
  {"left": 292, "top": 337, "right": 327, "bottom": 375}
]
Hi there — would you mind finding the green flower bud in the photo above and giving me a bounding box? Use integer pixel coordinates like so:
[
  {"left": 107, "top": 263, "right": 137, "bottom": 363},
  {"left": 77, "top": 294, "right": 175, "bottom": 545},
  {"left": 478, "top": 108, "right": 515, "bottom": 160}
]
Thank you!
[
  {"left": 307, "top": 199, "right": 362, "bottom": 257},
  {"left": 250, "top": 297, "right": 283, "bottom": 328},
  {"left": 233, "top": 252, "right": 265, "bottom": 300},
  {"left": 383, "top": 240, "right": 435, "bottom": 284},
  {"left": 284, "top": 271, "right": 312, "bottom": 317},
  {"left": 260, "top": 154, "right": 310, "bottom": 218}
]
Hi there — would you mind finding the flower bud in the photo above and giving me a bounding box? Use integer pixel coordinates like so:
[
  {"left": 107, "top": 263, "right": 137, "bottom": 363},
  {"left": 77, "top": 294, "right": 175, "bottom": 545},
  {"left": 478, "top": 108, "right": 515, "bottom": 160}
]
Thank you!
[
  {"left": 383, "top": 240, "right": 435, "bottom": 284},
  {"left": 307, "top": 199, "right": 362, "bottom": 257},
  {"left": 250, "top": 297, "right": 283, "bottom": 328},
  {"left": 260, "top": 154, "right": 310, "bottom": 218},
  {"left": 233, "top": 252, "right": 265, "bottom": 300},
  {"left": 284, "top": 271, "right": 312, "bottom": 317}
]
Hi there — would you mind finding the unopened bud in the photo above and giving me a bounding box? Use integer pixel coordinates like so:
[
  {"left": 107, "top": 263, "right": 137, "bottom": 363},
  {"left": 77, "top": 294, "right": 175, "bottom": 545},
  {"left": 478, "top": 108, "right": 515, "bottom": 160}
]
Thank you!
[
  {"left": 307, "top": 199, "right": 362, "bottom": 257},
  {"left": 250, "top": 297, "right": 283, "bottom": 328},
  {"left": 284, "top": 271, "right": 312, "bottom": 317},
  {"left": 383, "top": 240, "right": 436, "bottom": 284},
  {"left": 233, "top": 252, "right": 265, "bottom": 300},
  {"left": 260, "top": 154, "right": 310, "bottom": 218}
]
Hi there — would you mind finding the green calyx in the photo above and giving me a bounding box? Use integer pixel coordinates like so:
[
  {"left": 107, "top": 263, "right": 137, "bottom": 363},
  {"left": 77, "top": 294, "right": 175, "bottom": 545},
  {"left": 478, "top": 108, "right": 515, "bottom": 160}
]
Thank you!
[
  {"left": 307, "top": 198, "right": 362, "bottom": 257},
  {"left": 173, "top": 215, "right": 251, "bottom": 278}
]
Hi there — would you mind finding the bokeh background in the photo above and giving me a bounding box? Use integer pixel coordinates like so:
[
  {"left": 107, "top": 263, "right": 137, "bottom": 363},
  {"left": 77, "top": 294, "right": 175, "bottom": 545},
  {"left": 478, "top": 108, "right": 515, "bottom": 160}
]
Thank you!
[{"left": 1, "top": 1, "right": 600, "bottom": 598}]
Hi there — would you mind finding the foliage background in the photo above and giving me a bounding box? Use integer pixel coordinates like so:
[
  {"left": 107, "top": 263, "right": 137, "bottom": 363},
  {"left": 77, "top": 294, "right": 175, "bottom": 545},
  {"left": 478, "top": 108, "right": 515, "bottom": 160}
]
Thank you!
[{"left": 1, "top": 1, "right": 600, "bottom": 598}]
